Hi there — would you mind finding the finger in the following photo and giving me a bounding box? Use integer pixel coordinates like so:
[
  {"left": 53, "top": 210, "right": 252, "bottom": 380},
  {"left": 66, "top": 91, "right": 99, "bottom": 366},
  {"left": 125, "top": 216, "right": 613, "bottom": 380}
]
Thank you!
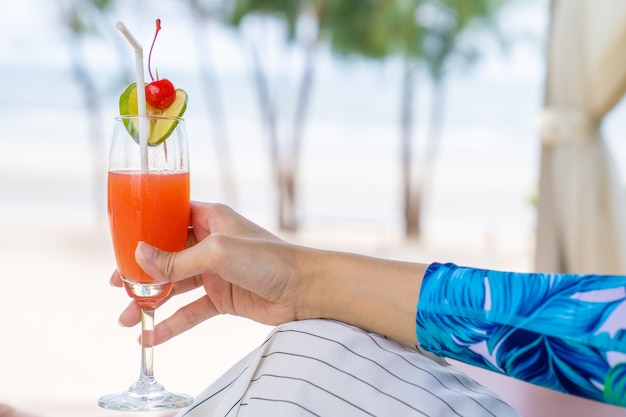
[
  {"left": 191, "top": 202, "right": 279, "bottom": 241},
  {"left": 153, "top": 296, "right": 219, "bottom": 345},
  {"left": 113, "top": 257, "right": 202, "bottom": 299},
  {"left": 118, "top": 304, "right": 140, "bottom": 328},
  {"left": 135, "top": 239, "right": 216, "bottom": 283},
  {"left": 110, "top": 270, "right": 123, "bottom": 287},
  {"left": 118, "top": 300, "right": 142, "bottom": 327},
  {"left": 168, "top": 274, "right": 205, "bottom": 297}
]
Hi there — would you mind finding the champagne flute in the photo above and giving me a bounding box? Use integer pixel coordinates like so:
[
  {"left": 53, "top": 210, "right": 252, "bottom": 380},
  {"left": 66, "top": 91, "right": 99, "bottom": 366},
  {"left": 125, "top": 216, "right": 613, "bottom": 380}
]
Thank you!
[{"left": 99, "top": 115, "right": 194, "bottom": 411}]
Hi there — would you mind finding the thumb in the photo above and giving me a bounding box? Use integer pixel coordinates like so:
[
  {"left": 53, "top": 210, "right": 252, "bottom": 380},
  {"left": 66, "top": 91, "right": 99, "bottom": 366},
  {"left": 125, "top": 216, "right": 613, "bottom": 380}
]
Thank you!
[{"left": 135, "top": 241, "right": 206, "bottom": 282}]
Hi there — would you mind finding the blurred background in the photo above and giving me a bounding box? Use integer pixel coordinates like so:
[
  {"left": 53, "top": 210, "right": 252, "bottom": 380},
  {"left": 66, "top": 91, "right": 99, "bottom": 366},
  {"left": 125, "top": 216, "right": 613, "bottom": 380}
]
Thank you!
[{"left": 2, "top": 0, "right": 626, "bottom": 415}]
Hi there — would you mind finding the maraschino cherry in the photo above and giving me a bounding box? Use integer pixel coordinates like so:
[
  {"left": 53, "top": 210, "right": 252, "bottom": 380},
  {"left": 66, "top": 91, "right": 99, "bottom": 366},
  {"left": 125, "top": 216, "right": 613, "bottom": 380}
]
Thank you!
[{"left": 145, "top": 19, "right": 176, "bottom": 110}]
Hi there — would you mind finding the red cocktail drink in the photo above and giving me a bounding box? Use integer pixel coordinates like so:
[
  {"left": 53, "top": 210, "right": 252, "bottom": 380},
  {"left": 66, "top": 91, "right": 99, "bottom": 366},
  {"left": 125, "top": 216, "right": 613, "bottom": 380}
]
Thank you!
[{"left": 108, "top": 170, "right": 189, "bottom": 307}]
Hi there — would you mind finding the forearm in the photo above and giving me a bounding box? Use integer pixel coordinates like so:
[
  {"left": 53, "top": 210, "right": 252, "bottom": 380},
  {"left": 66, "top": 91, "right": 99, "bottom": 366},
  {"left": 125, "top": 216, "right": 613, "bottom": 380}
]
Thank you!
[{"left": 298, "top": 247, "right": 427, "bottom": 345}]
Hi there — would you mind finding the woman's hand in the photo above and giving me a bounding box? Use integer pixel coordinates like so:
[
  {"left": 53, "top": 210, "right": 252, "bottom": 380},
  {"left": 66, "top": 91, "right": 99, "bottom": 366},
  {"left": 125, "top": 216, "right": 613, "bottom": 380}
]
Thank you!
[{"left": 112, "top": 202, "right": 308, "bottom": 345}]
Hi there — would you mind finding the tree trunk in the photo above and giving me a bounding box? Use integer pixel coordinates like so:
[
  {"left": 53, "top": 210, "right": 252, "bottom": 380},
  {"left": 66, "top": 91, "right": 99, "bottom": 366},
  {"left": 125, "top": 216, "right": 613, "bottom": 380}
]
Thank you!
[
  {"left": 420, "top": 77, "right": 446, "bottom": 223},
  {"left": 247, "top": 17, "right": 318, "bottom": 232},
  {"left": 280, "top": 20, "right": 319, "bottom": 232},
  {"left": 401, "top": 60, "right": 420, "bottom": 239},
  {"left": 278, "top": 166, "right": 297, "bottom": 231},
  {"left": 248, "top": 38, "right": 281, "bottom": 220}
]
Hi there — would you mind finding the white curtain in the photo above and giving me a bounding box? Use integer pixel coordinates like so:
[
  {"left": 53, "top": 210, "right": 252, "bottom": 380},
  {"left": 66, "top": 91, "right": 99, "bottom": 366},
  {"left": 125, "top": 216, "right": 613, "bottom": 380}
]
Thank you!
[{"left": 535, "top": 0, "right": 626, "bottom": 274}]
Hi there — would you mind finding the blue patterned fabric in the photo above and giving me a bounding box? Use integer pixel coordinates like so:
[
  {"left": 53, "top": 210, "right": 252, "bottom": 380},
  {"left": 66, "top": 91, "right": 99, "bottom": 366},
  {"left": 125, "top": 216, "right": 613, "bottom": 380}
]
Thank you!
[{"left": 415, "top": 263, "right": 626, "bottom": 407}]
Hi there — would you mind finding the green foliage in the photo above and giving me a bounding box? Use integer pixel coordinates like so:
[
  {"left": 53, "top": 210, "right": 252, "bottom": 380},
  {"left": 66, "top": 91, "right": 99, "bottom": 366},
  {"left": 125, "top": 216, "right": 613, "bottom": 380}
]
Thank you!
[
  {"left": 222, "top": 0, "right": 507, "bottom": 77},
  {"left": 228, "top": 0, "right": 304, "bottom": 38},
  {"left": 62, "top": 0, "right": 116, "bottom": 36},
  {"left": 416, "top": 0, "right": 506, "bottom": 79},
  {"left": 323, "top": 0, "right": 409, "bottom": 59}
]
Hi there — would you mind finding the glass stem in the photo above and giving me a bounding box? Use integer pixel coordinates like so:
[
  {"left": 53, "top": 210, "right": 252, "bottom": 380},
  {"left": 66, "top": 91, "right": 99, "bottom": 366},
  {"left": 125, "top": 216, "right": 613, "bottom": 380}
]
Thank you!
[{"left": 140, "top": 306, "right": 156, "bottom": 385}]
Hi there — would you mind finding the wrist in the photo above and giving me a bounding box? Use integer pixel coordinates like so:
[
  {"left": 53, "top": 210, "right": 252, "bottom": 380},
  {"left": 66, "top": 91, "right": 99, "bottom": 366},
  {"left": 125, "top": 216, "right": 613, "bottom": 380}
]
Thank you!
[{"left": 297, "top": 247, "right": 426, "bottom": 344}]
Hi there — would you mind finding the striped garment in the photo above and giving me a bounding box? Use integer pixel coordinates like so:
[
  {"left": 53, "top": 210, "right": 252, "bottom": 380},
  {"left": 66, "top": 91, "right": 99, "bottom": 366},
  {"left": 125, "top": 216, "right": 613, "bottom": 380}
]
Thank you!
[
  {"left": 175, "top": 319, "right": 520, "bottom": 416},
  {"left": 417, "top": 263, "right": 626, "bottom": 408}
]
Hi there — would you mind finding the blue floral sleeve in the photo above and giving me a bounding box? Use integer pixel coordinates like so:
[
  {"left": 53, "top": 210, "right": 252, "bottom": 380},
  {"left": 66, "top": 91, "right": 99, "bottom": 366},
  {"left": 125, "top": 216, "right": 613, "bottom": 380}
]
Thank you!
[{"left": 415, "top": 262, "right": 626, "bottom": 407}]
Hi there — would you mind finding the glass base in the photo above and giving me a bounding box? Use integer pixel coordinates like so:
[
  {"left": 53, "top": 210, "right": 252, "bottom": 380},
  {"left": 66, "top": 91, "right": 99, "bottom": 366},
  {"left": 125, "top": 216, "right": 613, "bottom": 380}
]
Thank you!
[
  {"left": 98, "top": 379, "right": 193, "bottom": 411},
  {"left": 121, "top": 276, "right": 174, "bottom": 309}
]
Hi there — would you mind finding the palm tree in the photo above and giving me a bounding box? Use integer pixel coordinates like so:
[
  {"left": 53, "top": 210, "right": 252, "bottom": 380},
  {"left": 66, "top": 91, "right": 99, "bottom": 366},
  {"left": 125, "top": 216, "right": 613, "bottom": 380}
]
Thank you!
[
  {"left": 321, "top": 1, "right": 424, "bottom": 237},
  {"left": 406, "top": 0, "right": 506, "bottom": 238},
  {"left": 224, "top": 0, "right": 322, "bottom": 231},
  {"left": 324, "top": 0, "right": 506, "bottom": 238}
]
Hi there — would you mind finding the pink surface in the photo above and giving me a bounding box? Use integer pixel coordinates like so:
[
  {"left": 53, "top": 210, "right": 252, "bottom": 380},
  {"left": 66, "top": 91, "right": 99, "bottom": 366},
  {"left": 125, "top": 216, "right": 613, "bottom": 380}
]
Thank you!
[{"left": 453, "top": 361, "right": 626, "bottom": 417}]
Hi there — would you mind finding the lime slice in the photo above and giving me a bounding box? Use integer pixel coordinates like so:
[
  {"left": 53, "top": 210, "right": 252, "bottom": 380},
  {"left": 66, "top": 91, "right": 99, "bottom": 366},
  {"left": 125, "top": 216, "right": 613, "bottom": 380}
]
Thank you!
[{"left": 119, "top": 82, "right": 188, "bottom": 146}]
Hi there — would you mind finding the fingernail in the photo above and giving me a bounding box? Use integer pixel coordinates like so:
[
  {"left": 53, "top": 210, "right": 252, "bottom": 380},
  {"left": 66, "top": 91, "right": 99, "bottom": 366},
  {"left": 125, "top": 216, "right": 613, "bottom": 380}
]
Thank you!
[{"left": 136, "top": 241, "right": 156, "bottom": 264}]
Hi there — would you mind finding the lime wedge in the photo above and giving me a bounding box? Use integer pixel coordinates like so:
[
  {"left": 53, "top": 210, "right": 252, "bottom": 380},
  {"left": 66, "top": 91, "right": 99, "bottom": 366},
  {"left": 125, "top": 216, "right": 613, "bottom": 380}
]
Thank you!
[{"left": 119, "top": 82, "right": 188, "bottom": 145}]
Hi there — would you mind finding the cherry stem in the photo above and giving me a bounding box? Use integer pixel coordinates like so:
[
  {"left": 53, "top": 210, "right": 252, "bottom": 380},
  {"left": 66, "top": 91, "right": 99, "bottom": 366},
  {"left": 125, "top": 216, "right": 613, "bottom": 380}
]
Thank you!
[{"left": 147, "top": 18, "right": 162, "bottom": 82}]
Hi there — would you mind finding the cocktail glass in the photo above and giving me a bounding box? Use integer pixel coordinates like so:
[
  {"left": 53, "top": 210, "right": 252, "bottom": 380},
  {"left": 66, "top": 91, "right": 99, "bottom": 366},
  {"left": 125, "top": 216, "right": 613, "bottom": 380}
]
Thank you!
[{"left": 98, "top": 115, "right": 194, "bottom": 411}]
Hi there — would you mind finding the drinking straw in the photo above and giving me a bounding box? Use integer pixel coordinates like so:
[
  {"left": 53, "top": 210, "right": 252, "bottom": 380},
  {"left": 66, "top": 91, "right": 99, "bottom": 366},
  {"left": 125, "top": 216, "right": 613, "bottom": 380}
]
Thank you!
[{"left": 115, "top": 21, "right": 148, "bottom": 173}]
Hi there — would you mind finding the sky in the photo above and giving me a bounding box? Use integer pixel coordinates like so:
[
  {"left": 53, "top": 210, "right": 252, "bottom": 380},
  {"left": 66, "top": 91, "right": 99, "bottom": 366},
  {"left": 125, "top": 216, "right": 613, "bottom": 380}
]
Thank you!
[{"left": 0, "top": 0, "right": 548, "bottom": 77}]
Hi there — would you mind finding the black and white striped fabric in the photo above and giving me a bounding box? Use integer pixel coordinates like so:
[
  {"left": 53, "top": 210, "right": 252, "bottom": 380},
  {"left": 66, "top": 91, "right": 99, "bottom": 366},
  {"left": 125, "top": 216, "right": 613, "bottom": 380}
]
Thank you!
[{"left": 176, "top": 319, "right": 520, "bottom": 416}]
